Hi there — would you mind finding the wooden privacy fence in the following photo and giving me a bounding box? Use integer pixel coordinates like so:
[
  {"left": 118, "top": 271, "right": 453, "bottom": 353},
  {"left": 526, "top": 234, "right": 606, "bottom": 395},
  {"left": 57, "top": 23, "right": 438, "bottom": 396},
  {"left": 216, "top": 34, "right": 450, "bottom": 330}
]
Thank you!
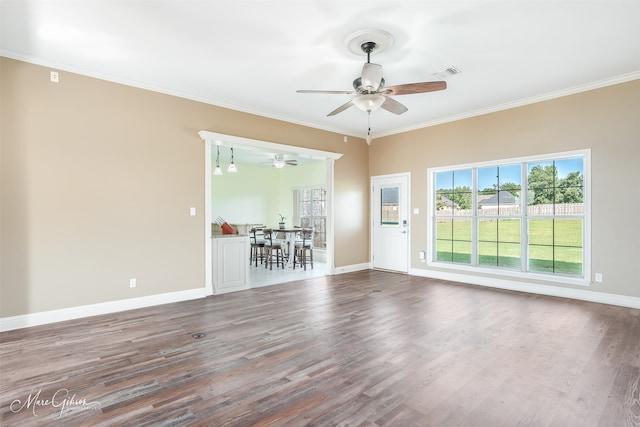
[{"left": 436, "top": 203, "right": 584, "bottom": 217}]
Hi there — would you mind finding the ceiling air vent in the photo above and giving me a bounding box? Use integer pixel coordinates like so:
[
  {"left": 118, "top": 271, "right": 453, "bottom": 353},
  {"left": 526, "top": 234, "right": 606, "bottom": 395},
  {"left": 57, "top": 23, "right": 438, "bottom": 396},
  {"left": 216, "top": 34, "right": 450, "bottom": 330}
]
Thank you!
[{"left": 432, "top": 66, "right": 462, "bottom": 79}]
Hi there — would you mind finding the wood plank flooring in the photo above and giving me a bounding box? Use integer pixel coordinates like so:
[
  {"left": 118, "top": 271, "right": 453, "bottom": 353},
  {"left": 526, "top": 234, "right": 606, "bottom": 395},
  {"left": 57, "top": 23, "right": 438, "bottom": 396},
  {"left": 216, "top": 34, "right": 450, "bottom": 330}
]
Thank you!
[{"left": 1, "top": 270, "right": 640, "bottom": 426}]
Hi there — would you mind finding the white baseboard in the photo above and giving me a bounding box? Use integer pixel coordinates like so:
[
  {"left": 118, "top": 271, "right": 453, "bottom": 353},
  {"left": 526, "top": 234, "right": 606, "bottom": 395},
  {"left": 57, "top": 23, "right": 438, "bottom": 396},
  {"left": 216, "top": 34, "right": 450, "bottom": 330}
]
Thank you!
[
  {"left": 6, "top": 267, "right": 635, "bottom": 332},
  {"left": 410, "top": 268, "right": 640, "bottom": 310},
  {"left": 333, "top": 263, "right": 371, "bottom": 275},
  {"left": 0, "top": 288, "right": 207, "bottom": 332}
]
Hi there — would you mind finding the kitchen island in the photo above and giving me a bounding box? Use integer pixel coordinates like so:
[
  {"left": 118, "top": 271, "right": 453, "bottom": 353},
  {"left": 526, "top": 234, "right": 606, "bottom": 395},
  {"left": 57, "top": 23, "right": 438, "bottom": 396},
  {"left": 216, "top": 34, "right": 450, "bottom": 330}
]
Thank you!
[{"left": 211, "top": 233, "right": 249, "bottom": 294}]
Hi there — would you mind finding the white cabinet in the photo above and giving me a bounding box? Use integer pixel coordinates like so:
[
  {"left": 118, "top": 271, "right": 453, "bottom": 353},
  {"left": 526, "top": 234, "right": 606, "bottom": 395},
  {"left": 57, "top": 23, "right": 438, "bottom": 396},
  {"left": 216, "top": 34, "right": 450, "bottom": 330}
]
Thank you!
[{"left": 211, "top": 235, "right": 249, "bottom": 294}]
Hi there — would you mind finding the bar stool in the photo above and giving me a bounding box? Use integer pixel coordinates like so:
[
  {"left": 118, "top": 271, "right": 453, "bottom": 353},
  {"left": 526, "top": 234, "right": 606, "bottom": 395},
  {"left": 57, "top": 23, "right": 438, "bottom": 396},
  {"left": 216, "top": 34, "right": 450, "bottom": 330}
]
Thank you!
[
  {"left": 249, "top": 228, "right": 265, "bottom": 267},
  {"left": 293, "top": 228, "right": 314, "bottom": 270},
  {"left": 263, "top": 229, "right": 285, "bottom": 270}
]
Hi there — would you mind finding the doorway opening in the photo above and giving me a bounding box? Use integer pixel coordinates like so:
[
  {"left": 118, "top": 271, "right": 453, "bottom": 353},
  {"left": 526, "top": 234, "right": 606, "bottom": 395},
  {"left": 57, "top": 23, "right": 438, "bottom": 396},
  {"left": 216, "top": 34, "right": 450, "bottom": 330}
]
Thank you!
[{"left": 199, "top": 131, "right": 342, "bottom": 295}]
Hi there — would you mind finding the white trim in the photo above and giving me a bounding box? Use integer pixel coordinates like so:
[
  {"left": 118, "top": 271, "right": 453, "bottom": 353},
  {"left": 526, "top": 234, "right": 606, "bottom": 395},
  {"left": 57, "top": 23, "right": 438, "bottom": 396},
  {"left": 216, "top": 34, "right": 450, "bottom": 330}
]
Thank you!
[
  {"left": 410, "top": 268, "right": 640, "bottom": 310},
  {"left": 5, "top": 51, "right": 638, "bottom": 140},
  {"left": 376, "top": 72, "right": 640, "bottom": 137},
  {"left": 0, "top": 288, "right": 206, "bottom": 332},
  {"left": 198, "top": 131, "right": 343, "bottom": 161},
  {"left": 427, "top": 149, "right": 591, "bottom": 282},
  {"left": 4, "top": 268, "right": 637, "bottom": 332},
  {"left": 427, "top": 261, "right": 590, "bottom": 287},
  {"left": 325, "top": 159, "right": 336, "bottom": 275},
  {"left": 204, "top": 142, "right": 213, "bottom": 296},
  {"left": 199, "top": 131, "right": 343, "bottom": 281},
  {"left": 0, "top": 51, "right": 352, "bottom": 138},
  {"left": 427, "top": 148, "right": 590, "bottom": 174},
  {"left": 333, "top": 263, "right": 371, "bottom": 274}
]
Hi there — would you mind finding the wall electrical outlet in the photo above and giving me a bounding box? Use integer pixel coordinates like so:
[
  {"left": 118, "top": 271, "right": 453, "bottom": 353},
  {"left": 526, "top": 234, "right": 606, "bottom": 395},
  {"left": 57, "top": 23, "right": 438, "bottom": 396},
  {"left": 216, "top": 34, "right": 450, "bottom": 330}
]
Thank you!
[
  {"left": 129, "top": 278, "right": 137, "bottom": 288},
  {"left": 594, "top": 273, "right": 603, "bottom": 282},
  {"left": 50, "top": 71, "right": 59, "bottom": 83}
]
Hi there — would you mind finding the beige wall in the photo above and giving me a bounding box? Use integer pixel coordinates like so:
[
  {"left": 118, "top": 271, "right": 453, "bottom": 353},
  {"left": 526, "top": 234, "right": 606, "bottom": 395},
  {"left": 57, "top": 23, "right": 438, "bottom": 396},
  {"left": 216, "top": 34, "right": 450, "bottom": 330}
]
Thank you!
[
  {"left": 370, "top": 79, "right": 640, "bottom": 298},
  {"left": 3, "top": 55, "right": 636, "bottom": 319},
  {"left": 0, "top": 57, "right": 370, "bottom": 317}
]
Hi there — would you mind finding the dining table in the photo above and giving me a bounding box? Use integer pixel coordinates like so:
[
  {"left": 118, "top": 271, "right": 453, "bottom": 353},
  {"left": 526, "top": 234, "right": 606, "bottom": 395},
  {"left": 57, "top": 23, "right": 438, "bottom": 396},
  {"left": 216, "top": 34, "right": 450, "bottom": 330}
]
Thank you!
[{"left": 274, "top": 228, "right": 301, "bottom": 268}]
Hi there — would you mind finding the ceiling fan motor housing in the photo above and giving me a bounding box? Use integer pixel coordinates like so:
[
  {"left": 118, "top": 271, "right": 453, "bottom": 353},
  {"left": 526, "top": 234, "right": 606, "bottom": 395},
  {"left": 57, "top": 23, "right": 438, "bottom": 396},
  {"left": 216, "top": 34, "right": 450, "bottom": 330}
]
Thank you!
[{"left": 353, "top": 77, "right": 385, "bottom": 93}]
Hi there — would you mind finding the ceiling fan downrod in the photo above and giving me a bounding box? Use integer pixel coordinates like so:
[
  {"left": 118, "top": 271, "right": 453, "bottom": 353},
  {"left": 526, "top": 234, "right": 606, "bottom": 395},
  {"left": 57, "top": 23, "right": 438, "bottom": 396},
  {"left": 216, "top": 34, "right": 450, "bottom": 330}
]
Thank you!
[{"left": 360, "top": 41, "right": 377, "bottom": 64}]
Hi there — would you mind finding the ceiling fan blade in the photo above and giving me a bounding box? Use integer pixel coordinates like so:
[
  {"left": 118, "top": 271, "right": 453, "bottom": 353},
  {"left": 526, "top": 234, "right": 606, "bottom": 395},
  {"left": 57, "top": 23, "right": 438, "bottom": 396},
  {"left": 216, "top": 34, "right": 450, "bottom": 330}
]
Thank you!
[
  {"left": 382, "top": 81, "right": 447, "bottom": 96},
  {"left": 381, "top": 96, "right": 408, "bottom": 115},
  {"left": 296, "top": 89, "right": 354, "bottom": 94},
  {"left": 361, "top": 63, "right": 383, "bottom": 92},
  {"left": 327, "top": 100, "right": 355, "bottom": 116}
]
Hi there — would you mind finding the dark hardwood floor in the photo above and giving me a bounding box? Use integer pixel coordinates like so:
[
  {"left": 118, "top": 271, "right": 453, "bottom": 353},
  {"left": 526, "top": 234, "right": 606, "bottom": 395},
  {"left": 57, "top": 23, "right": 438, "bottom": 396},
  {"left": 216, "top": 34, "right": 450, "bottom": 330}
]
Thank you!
[{"left": 1, "top": 270, "right": 639, "bottom": 426}]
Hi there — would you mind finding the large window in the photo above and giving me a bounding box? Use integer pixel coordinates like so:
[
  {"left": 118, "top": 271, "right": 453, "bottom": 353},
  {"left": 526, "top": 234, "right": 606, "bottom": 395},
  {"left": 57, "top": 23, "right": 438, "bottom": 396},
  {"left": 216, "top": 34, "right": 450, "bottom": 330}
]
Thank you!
[
  {"left": 293, "top": 187, "right": 326, "bottom": 249},
  {"left": 429, "top": 150, "right": 588, "bottom": 282}
]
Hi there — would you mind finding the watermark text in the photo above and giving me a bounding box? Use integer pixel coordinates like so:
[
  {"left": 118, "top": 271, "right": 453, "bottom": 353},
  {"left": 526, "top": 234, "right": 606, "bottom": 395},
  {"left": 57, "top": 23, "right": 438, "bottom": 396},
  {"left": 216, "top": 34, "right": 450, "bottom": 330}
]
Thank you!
[{"left": 10, "top": 388, "right": 101, "bottom": 419}]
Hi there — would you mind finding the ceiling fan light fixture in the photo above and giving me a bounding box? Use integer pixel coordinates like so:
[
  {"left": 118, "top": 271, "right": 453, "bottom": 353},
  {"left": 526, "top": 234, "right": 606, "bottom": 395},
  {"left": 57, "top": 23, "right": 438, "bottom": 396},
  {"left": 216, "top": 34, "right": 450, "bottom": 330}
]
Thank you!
[
  {"left": 353, "top": 94, "right": 385, "bottom": 112},
  {"left": 273, "top": 154, "right": 286, "bottom": 169}
]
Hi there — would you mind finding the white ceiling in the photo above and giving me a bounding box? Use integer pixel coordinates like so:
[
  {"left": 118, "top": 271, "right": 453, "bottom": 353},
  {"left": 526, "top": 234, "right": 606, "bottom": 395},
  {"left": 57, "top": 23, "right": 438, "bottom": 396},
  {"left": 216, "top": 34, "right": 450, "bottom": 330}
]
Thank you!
[{"left": 2, "top": 1, "right": 640, "bottom": 143}]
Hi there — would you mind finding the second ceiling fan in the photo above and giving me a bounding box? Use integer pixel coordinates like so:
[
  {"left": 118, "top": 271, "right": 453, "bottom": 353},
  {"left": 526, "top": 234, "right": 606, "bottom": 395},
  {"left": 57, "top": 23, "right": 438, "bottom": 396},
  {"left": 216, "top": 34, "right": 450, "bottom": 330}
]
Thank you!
[
  {"left": 297, "top": 40, "right": 447, "bottom": 116},
  {"left": 271, "top": 154, "right": 297, "bottom": 168}
]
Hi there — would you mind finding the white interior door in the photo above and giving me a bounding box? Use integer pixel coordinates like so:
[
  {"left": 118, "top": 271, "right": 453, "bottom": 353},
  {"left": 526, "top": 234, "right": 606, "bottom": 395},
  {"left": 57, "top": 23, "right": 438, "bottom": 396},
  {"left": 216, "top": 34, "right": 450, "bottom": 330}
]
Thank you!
[{"left": 371, "top": 173, "right": 409, "bottom": 272}]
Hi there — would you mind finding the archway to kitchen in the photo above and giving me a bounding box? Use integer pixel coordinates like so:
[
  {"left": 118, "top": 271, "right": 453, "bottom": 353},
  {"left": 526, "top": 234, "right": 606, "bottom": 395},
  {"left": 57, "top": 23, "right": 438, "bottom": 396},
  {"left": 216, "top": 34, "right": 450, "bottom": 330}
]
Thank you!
[{"left": 199, "top": 131, "right": 343, "bottom": 295}]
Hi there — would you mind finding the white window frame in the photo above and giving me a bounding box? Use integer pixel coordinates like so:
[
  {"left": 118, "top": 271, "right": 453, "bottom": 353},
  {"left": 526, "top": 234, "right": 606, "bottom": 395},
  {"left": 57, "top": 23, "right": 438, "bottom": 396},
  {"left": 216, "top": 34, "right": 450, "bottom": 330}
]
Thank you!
[{"left": 427, "top": 149, "right": 591, "bottom": 286}]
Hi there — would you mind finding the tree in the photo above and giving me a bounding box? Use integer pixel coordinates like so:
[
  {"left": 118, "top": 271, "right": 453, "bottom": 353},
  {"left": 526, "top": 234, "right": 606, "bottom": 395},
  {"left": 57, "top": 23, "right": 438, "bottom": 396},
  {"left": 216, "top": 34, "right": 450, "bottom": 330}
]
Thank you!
[
  {"left": 528, "top": 165, "right": 557, "bottom": 205},
  {"left": 528, "top": 165, "right": 583, "bottom": 205},
  {"left": 451, "top": 186, "right": 472, "bottom": 210},
  {"left": 436, "top": 186, "right": 472, "bottom": 210},
  {"left": 557, "top": 171, "right": 583, "bottom": 203}
]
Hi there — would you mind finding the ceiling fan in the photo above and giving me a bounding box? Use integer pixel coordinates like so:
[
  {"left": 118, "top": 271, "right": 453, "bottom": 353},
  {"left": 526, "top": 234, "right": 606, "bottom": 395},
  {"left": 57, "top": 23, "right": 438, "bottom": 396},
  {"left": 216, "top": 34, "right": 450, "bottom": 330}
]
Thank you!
[
  {"left": 296, "top": 41, "right": 447, "bottom": 117},
  {"left": 271, "top": 154, "right": 297, "bottom": 169}
]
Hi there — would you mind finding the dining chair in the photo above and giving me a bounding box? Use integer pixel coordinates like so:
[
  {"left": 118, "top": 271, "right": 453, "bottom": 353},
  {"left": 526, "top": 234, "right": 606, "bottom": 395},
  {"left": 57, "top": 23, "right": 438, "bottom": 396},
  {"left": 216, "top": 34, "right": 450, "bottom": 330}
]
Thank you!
[
  {"left": 263, "top": 229, "right": 285, "bottom": 270},
  {"left": 293, "top": 228, "right": 314, "bottom": 270},
  {"left": 249, "top": 228, "right": 265, "bottom": 267}
]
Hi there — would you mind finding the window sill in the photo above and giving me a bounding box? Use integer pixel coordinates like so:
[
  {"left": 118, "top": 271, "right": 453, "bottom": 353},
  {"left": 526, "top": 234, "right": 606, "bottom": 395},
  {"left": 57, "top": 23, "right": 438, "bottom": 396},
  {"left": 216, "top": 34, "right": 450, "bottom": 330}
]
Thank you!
[{"left": 426, "top": 261, "right": 591, "bottom": 287}]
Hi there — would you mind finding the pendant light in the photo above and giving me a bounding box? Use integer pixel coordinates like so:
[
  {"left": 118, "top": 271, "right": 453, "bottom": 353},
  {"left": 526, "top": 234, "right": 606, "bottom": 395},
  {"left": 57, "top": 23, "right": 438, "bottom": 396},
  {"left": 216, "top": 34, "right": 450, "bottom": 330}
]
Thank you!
[
  {"left": 227, "top": 147, "right": 237, "bottom": 173},
  {"left": 214, "top": 146, "right": 223, "bottom": 175}
]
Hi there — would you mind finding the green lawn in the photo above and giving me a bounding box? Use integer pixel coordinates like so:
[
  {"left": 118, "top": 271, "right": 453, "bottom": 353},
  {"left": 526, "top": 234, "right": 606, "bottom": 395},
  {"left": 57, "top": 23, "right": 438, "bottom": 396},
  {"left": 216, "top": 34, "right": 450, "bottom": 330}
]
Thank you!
[{"left": 436, "top": 218, "right": 583, "bottom": 275}]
